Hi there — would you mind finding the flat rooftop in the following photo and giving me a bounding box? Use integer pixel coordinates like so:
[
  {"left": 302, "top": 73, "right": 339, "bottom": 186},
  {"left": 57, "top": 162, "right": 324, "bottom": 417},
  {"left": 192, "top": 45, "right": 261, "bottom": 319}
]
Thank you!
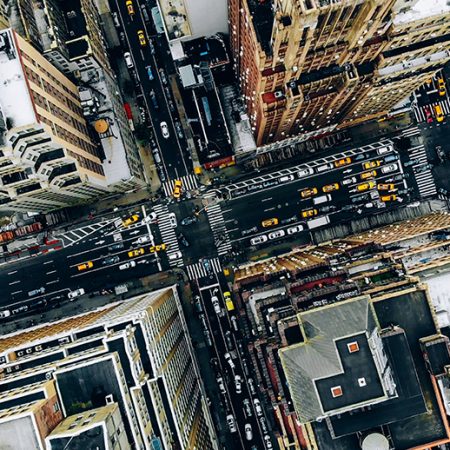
[{"left": 394, "top": 0, "right": 450, "bottom": 25}]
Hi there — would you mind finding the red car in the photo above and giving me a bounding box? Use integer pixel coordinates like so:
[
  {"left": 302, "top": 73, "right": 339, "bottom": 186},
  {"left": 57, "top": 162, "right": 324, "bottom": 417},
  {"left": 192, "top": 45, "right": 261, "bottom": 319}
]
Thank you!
[{"left": 424, "top": 105, "right": 433, "bottom": 123}]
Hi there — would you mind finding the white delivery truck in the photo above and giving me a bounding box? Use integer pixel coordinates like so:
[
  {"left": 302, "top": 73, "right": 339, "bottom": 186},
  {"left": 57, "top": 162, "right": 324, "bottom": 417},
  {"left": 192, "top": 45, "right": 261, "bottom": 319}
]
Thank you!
[
  {"left": 307, "top": 215, "right": 330, "bottom": 229},
  {"left": 313, "top": 194, "right": 332, "bottom": 205}
]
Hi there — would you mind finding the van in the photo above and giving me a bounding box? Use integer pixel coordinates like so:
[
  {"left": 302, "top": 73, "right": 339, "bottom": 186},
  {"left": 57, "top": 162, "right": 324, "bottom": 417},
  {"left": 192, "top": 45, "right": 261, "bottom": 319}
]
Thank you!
[
  {"left": 152, "top": 149, "right": 161, "bottom": 164},
  {"left": 313, "top": 194, "right": 332, "bottom": 205},
  {"left": 315, "top": 162, "right": 333, "bottom": 173},
  {"left": 279, "top": 174, "right": 294, "bottom": 182},
  {"left": 124, "top": 52, "right": 133, "bottom": 69},
  {"left": 376, "top": 145, "right": 392, "bottom": 155}
]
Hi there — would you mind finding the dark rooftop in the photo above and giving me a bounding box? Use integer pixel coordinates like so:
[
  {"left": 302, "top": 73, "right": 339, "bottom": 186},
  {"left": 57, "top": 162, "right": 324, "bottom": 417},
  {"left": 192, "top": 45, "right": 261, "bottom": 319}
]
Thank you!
[
  {"left": 60, "top": 0, "right": 87, "bottom": 40},
  {"left": 315, "top": 333, "right": 385, "bottom": 414},
  {"left": 182, "top": 35, "right": 229, "bottom": 69},
  {"left": 329, "top": 329, "right": 426, "bottom": 438},
  {"left": 47, "top": 425, "right": 105, "bottom": 450},
  {"left": 421, "top": 336, "right": 450, "bottom": 376},
  {"left": 247, "top": 0, "right": 274, "bottom": 55},
  {"left": 67, "top": 38, "right": 90, "bottom": 60}
]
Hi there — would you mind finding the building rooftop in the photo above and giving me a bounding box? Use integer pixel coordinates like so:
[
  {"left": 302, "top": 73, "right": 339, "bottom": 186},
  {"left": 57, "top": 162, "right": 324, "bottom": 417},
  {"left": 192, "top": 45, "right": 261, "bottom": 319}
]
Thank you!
[
  {"left": 394, "top": 0, "right": 450, "bottom": 25},
  {"left": 158, "top": 0, "right": 192, "bottom": 40},
  {"left": 0, "top": 29, "right": 36, "bottom": 129},
  {"left": 279, "top": 296, "right": 386, "bottom": 423},
  {"left": 247, "top": 0, "right": 274, "bottom": 55}
]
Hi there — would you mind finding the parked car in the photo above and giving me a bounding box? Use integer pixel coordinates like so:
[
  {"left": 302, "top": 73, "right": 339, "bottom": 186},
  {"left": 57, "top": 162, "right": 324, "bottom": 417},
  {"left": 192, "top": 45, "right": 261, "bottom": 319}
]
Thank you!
[
  {"left": 268, "top": 230, "right": 285, "bottom": 240},
  {"left": 250, "top": 234, "right": 268, "bottom": 245},
  {"left": 68, "top": 288, "right": 85, "bottom": 300},
  {"left": 235, "top": 374, "right": 242, "bottom": 394},
  {"left": 0, "top": 310, "right": 11, "bottom": 319},
  {"left": 264, "top": 435, "right": 273, "bottom": 449},
  {"left": 217, "top": 376, "right": 226, "bottom": 394},
  {"left": 230, "top": 315, "right": 239, "bottom": 331},
  {"left": 108, "top": 242, "right": 124, "bottom": 251},
  {"left": 381, "top": 163, "right": 399, "bottom": 174},
  {"left": 248, "top": 377, "right": 256, "bottom": 395},
  {"left": 243, "top": 398, "right": 253, "bottom": 417},
  {"left": 178, "top": 233, "right": 190, "bottom": 247},
  {"left": 225, "top": 330, "right": 234, "bottom": 351},
  {"left": 253, "top": 398, "right": 263, "bottom": 416},
  {"left": 297, "top": 167, "right": 314, "bottom": 178},
  {"left": 245, "top": 423, "right": 253, "bottom": 441},
  {"left": 287, "top": 225, "right": 304, "bottom": 235}
]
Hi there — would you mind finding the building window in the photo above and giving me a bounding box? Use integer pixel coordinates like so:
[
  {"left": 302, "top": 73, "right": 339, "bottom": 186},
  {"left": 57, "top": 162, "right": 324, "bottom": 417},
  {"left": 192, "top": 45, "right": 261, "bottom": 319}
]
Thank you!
[
  {"left": 331, "top": 386, "right": 343, "bottom": 398},
  {"left": 358, "top": 377, "right": 367, "bottom": 387},
  {"left": 347, "top": 341, "right": 359, "bottom": 353},
  {"left": 53, "top": 402, "right": 60, "bottom": 412}
]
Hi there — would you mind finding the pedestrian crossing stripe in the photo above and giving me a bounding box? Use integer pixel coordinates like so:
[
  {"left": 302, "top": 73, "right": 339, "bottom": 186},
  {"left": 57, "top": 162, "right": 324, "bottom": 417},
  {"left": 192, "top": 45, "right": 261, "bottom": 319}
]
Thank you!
[
  {"left": 57, "top": 218, "right": 115, "bottom": 247},
  {"left": 186, "top": 258, "right": 222, "bottom": 280},
  {"left": 162, "top": 174, "right": 199, "bottom": 197},
  {"left": 153, "top": 203, "right": 183, "bottom": 267},
  {"left": 206, "top": 204, "right": 232, "bottom": 255},
  {"left": 407, "top": 145, "right": 437, "bottom": 198}
]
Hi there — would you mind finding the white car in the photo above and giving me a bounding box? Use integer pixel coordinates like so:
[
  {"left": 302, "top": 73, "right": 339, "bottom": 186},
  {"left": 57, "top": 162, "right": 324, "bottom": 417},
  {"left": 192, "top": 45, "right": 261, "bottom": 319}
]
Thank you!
[
  {"left": 168, "top": 212, "right": 177, "bottom": 228},
  {"left": 224, "top": 352, "right": 235, "bottom": 369},
  {"left": 287, "top": 225, "right": 304, "bottom": 235},
  {"left": 168, "top": 251, "right": 182, "bottom": 261},
  {"left": 248, "top": 377, "right": 256, "bottom": 395},
  {"left": 250, "top": 235, "right": 268, "bottom": 245},
  {"left": 217, "top": 376, "right": 226, "bottom": 394},
  {"left": 68, "top": 288, "right": 85, "bottom": 300},
  {"left": 160, "top": 121, "right": 169, "bottom": 138},
  {"left": 253, "top": 398, "right": 263, "bottom": 417},
  {"left": 381, "top": 163, "right": 399, "bottom": 174},
  {"left": 119, "top": 261, "right": 137, "bottom": 270},
  {"left": 297, "top": 167, "right": 314, "bottom": 178},
  {"left": 141, "top": 212, "right": 158, "bottom": 224},
  {"left": 315, "top": 162, "right": 333, "bottom": 173},
  {"left": 211, "top": 296, "right": 221, "bottom": 314},
  {"left": 235, "top": 374, "right": 242, "bottom": 394},
  {"left": 0, "top": 310, "right": 11, "bottom": 319},
  {"left": 268, "top": 230, "right": 285, "bottom": 240},
  {"left": 132, "top": 234, "right": 152, "bottom": 245},
  {"left": 279, "top": 174, "right": 294, "bottom": 182},
  {"left": 264, "top": 435, "right": 273, "bottom": 449},
  {"left": 226, "top": 414, "right": 237, "bottom": 433},
  {"left": 245, "top": 423, "right": 253, "bottom": 441},
  {"left": 342, "top": 176, "right": 357, "bottom": 186}
]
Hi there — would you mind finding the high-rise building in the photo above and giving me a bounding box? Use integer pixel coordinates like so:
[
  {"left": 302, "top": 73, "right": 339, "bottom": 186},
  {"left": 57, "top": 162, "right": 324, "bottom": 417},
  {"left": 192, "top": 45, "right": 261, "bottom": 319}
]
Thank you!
[
  {"left": 0, "top": 286, "right": 218, "bottom": 450},
  {"left": 229, "top": 0, "right": 450, "bottom": 145},
  {"left": 0, "top": 28, "right": 113, "bottom": 212}
]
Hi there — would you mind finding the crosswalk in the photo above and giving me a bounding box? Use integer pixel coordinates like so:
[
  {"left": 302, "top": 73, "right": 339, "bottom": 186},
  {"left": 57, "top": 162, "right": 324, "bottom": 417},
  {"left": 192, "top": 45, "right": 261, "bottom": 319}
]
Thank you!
[
  {"left": 206, "top": 204, "right": 232, "bottom": 256},
  {"left": 57, "top": 219, "right": 115, "bottom": 247},
  {"left": 409, "top": 145, "right": 437, "bottom": 198},
  {"left": 162, "top": 174, "right": 199, "bottom": 197},
  {"left": 413, "top": 98, "right": 450, "bottom": 123},
  {"left": 153, "top": 203, "right": 183, "bottom": 267},
  {"left": 186, "top": 257, "right": 222, "bottom": 280}
]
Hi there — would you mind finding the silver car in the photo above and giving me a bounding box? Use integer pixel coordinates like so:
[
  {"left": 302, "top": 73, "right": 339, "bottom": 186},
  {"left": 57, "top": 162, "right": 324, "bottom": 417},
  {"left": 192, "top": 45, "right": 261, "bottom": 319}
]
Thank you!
[{"left": 160, "top": 121, "right": 169, "bottom": 139}]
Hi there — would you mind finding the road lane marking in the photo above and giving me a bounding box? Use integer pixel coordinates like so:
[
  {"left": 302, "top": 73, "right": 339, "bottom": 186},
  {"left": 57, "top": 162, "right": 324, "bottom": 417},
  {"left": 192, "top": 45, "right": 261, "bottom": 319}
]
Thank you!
[
  {"left": 8, "top": 280, "right": 20, "bottom": 285},
  {"left": 7, "top": 271, "right": 17, "bottom": 275},
  {"left": 261, "top": 197, "right": 273, "bottom": 202},
  {"left": 264, "top": 207, "right": 276, "bottom": 212},
  {"left": 43, "top": 260, "right": 54, "bottom": 265},
  {"left": 46, "top": 270, "right": 57, "bottom": 275},
  {"left": 11, "top": 290, "right": 22, "bottom": 295},
  {"left": 46, "top": 279, "right": 59, "bottom": 285}
]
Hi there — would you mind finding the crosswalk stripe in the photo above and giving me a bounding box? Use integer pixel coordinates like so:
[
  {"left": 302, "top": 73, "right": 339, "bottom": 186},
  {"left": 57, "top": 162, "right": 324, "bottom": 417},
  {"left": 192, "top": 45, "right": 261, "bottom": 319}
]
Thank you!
[
  {"left": 206, "top": 204, "right": 232, "bottom": 255},
  {"left": 186, "top": 258, "right": 222, "bottom": 280},
  {"left": 162, "top": 174, "right": 199, "bottom": 197},
  {"left": 153, "top": 204, "right": 182, "bottom": 267}
]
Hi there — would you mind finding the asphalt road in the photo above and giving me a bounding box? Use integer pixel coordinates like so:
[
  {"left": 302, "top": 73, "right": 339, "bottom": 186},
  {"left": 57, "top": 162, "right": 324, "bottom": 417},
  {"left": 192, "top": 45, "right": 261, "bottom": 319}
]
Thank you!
[
  {"left": 111, "top": 0, "right": 190, "bottom": 180},
  {"left": 0, "top": 207, "right": 165, "bottom": 310},
  {"left": 218, "top": 136, "right": 426, "bottom": 248}
]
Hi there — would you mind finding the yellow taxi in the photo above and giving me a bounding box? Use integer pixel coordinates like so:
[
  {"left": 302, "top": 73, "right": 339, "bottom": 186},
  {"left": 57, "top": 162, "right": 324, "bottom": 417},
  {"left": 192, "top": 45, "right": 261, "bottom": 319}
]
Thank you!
[
  {"left": 438, "top": 77, "right": 446, "bottom": 96},
  {"left": 173, "top": 180, "right": 182, "bottom": 199},
  {"left": 300, "top": 187, "right": 318, "bottom": 198},
  {"left": 363, "top": 160, "right": 381, "bottom": 170},
  {"left": 128, "top": 247, "right": 145, "bottom": 258},
  {"left": 334, "top": 157, "right": 351, "bottom": 168},
  {"left": 435, "top": 104, "right": 444, "bottom": 123},
  {"left": 322, "top": 183, "right": 339, "bottom": 193},
  {"left": 377, "top": 183, "right": 395, "bottom": 191},
  {"left": 356, "top": 181, "right": 376, "bottom": 192},
  {"left": 261, "top": 218, "right": 278, "bottom": 227},
  {"left": 126, "top": 0, "right": 134, "bottom": 15},
  {"left": 77, "top": 261, "right": 93, "bottom": 271},
  {"left": 301, "top": 209, "right": 318, "bottom": 219},
  {"left": 360, "top": 170, "right": 377, "bottom": 180},
  {"left": 122, "top": 214, "right": 139, "bottom": 227},
  {"left": 381, "top": 194, "right": 397, "bottom": 202},
  {"left": 224, "top": 291, "right": 235, "bottom": 311},
  {"left": 137, "top": 30, "right": 146, "bottom": 47},
  {"left": 149, "top": 243, "right": 167, "bottom": 253}
]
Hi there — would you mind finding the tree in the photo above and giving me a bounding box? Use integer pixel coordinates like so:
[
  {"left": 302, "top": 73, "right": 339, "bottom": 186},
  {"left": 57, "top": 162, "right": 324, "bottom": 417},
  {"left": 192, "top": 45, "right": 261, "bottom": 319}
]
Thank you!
[{"left": 134, "top": 124, "right": 152, "bottom": 145}]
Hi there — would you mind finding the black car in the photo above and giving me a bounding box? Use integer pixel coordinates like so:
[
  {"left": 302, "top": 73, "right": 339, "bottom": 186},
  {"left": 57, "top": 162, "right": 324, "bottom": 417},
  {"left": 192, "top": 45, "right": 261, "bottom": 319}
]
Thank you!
[
  {"left": 103, "top": 256, "right": 120, "bottom": 265},
  {"left": 178, "top": 233, "right": 190, "bottom": 247},
  {"left": 181, "top": 216, "right": 197, "bottom": 226},
  {"left": 108, "top": 242, "right": 124, "bottom": 251}
]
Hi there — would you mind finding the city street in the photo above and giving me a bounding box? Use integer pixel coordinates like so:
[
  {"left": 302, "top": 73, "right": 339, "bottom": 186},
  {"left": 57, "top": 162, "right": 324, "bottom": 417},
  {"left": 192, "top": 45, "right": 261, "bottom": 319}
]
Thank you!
[{"left": 110, "top": 0, "right": 192, "bottom": 182}]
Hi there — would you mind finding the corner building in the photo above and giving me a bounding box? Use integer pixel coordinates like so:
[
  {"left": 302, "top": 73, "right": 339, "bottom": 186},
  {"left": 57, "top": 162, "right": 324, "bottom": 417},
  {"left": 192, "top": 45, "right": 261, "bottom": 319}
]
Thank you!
[
  {"left": 229, "top": 0, "right": 450, "bottom": 144},
  {"left": 0, "top": 286, "right": 217, "bottom": 450}
]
